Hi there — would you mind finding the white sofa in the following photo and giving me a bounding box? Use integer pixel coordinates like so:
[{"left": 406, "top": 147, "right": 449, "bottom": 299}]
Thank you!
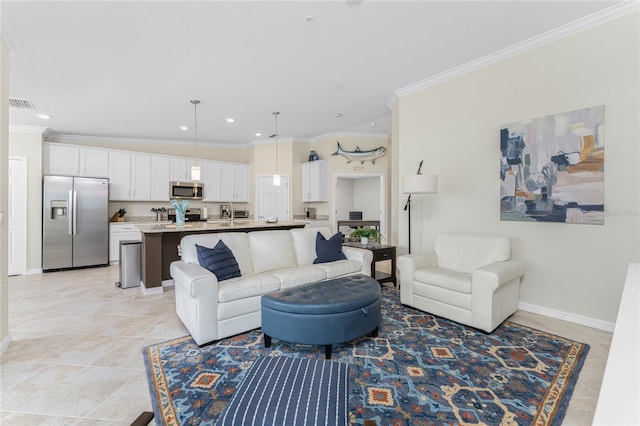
[
  {"left": 398, "top": 233, "right": 525, "bottom": 333},
  {"left": 170, "top": 227, "right": 373, "bottom": 345}
]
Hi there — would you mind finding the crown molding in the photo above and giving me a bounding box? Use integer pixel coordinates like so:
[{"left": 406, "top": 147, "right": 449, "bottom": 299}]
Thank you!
[
  {"left": 249, "top": 136, "right": 295, "bottom": 146},
  {"left": 45, "top": 133, "right": 246, "bottom": 148},
  {"left": 310, "top": 131, "right": 389, "bottom": 143},
  {"left": 10, "top": 124, "right": 48, "bottom": 135},
  {"left": 388, "top": 1, "right": 640, "bottom": 108}
]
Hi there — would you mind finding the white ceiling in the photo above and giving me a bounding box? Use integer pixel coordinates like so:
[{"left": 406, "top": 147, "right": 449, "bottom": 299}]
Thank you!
[{"left": 1, "top": 1, "right": 623, "bottom": 146}]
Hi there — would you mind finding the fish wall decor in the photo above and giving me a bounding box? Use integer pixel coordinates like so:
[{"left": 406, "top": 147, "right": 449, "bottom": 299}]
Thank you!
[{"left": 331, "top": 142, "right": 387, "bottom": 164}]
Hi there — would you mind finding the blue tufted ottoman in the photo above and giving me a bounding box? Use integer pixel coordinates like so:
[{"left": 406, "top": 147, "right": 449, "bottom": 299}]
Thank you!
[{"left": 261, "top": 274, "right": 381, "bottom": 359}]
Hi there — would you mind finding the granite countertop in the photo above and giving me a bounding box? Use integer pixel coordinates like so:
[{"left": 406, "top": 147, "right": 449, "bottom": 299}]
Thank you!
[
  {"left": 135, "top": 220, "right": 304, "bottom": 234},
  {"left": 110, "top": 216, "right": 172, "bottom": 225}
]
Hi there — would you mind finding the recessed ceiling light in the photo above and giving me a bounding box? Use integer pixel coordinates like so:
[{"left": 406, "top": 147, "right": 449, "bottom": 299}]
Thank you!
[
  {"left": 179, "top": 126, "right": 189, "bottom": 131},
  {"left": 255, "top": 132, "right": 262, "bottom": 137},
  {"left": 36, "top": 113, "right": 51, "bottom": 120},
  {"left": 226, "top": 118, "right": 235, "bottom": 123},
  {"left": 370, "top": 122, "right": 378, "bottom": 127},
  {"left": 335, "top": 112, "right": 344, "bottom": 118}
]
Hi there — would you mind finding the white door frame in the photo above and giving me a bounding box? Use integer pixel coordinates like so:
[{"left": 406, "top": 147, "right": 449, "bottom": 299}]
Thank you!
[
  {"left": 255, "top": 175, "right": 290, "bottom": 221},
  {"left": 333, "top": 173, "right": 386, "bottom": 239},
  {"left": 8, "top": 156, "right": 28, "bottom": 276}
]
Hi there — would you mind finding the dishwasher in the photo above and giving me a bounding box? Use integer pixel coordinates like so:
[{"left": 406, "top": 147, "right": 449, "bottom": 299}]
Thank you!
[{"left": 116, "top": 240, "right": 142, "bottom": 289}]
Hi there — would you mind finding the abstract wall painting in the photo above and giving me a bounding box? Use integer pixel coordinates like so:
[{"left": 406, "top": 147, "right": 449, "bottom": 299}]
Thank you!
[{"left": 500, "top": 106, "right": 605, "bottom": 224}]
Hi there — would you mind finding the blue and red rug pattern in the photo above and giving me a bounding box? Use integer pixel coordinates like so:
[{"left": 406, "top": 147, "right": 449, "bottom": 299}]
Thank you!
[{"left": 143, "top": 287, "right": 589, "bottom": 425}]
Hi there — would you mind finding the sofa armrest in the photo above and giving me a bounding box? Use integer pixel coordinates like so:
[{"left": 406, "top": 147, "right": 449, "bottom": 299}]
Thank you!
[
  {"left": 342, "top": 246, "right": 373, "bottom": 276},
  {"left": 398, "top": 251, "right": 438, "bottom": 304},
  {"left": 472, "top": 260, "right": 525, "bottom": 291},
  {"left": 170, "top": 261, "right": 220, "bottom": 299}
]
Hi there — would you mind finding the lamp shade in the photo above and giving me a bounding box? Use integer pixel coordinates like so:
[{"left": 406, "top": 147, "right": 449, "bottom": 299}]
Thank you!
[{"left": 403, "top": 174, "right": 438, "bottom": 194}]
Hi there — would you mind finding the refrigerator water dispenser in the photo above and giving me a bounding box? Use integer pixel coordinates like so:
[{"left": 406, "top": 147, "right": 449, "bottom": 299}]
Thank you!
[{"left": 50, "top": 200, "right": 68, "bottom": 219}]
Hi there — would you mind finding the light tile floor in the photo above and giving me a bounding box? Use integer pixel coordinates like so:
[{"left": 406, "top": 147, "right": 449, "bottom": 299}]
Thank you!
[{"left": 1, "top": 266, "right": 612, "bottom": 425}]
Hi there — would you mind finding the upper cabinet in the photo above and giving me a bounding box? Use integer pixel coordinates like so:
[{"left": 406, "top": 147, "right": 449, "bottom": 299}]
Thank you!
[
  {"left": 44, "top": 143, "right": 109, "bottom": 178},
  {"left": 150, "top": 156, "right": 171, "bottom": 201},
  {"left": 301, "top": 160, "right": 328, "bottom": 202},
  {"left": 108, "top": 152, "right": 152, "bottom": 201},
  {"left": 203, "top": 161, "right": 222, "bottom": 202},
  {"left": 220, "top": 163, "right": 248, "bottom": 202},
  {"left": 169, "top": 158, "right": 199, "bottom": 183}
]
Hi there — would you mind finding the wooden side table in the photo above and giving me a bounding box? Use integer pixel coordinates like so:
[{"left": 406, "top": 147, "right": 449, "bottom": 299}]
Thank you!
[{"left": 343, "top": 242, "right": 397, "bottom": 287}]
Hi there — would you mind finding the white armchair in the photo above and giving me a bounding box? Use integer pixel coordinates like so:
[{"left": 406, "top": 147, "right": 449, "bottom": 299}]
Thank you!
[{"left": 398, "top": 233, "right": 525, "bottom": 333}]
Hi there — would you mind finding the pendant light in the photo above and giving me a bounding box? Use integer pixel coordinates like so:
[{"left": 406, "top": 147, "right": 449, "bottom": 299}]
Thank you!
[
  {"left": 190, "top": 100, "right": 201, "bottom": 181},
  {"left": 272, "top": 111, "right": 281, "bottom": 186}
]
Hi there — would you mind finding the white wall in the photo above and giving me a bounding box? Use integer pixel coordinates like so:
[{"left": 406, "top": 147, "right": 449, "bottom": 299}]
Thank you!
[
  {"left": 1, "top": 38, "right": 10, "bottom": 351},
  {"left": 335, "top": 178, "right": 355, "bottom": 220},
  {"left": 8, "top": 129, "right": 43, "bottom": 273},
  {"left": 354, "top": 177, "right": 380, "bottom": 220},
  {"left": 393, "top": 12, "right": 640, "bottom": 323}
]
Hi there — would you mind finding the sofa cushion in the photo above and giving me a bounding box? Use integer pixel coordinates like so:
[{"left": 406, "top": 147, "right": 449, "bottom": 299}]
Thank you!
[
  {"left": 218, "top": 273, "right": 282, "bottom": 303},
  {"left": 181, "top": 233, "right": 254, "bottom": 276},
  {"left": 290, "top": 227, "right": 332, "bottom": 265},
  {"left": 313, "top": 259, "right": 362, "bottom": 279},
  {"left": 271, "top": 265, "right": 327, "bottom": 289},
  {"left": 314, "top": 232, "right": 347, "bottom": 264},
  {"left": 414, "top": 267, "right": 472, "bottom": 294},
  {"left": 435, "top": 233, "right": 511, "bottom": 274},
  {"left": 196, "top": 241, "right": 241, "bottom": 282},
  {"left": 248, "top": 230, "right": 298, "bottom": 274}
]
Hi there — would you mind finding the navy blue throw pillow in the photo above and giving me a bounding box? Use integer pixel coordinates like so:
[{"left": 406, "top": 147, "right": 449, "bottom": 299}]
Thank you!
[
  {"left": 313, "top": 232, "right": 347, "bottom": 264},
  {"left": 196, "top": 241, "right": 241, "bottom": 282}
]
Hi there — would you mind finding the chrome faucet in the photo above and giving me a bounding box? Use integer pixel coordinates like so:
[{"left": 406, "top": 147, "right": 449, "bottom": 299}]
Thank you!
[{"left": 228, "top": 202, "right": 234, "bottom": 226}]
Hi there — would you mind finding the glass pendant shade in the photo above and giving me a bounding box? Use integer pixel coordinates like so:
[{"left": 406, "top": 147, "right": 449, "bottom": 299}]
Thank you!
[{"left": 191, "top": 165, "right": 201, "bottom": 181}]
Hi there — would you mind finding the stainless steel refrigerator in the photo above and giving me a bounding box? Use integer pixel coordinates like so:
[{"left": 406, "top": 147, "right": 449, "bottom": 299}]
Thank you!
[{"left": 43, "top": 175, "right": 109, "bottom": 271}]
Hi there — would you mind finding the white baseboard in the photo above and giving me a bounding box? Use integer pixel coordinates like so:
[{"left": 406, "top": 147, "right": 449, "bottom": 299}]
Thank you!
[
  {"left": 141, "top": 282, "right": 163, "bottom": 296},
  {"left": 518, "top": 301, "right": 615, "bottom": 332},
  {"left": 162, "top": 279, "right": 175, "bottom": 291},
  {"left": 0, "top": 333, "right": 12, "bottom": 357},
  {"left": 26, "top": 268, "right": 42, "bottom": 275}
]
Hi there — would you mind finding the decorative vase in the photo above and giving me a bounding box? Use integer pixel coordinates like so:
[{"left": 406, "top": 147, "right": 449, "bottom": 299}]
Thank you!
[
  {"left": 175, "top": 213, "right": 185, "bottom": 226},
  {"left": 360, "top": 237, "right": 369, "bottom": 245}
]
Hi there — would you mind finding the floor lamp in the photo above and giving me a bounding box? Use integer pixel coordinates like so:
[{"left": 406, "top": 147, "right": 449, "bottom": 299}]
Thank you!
[{"left": 403, "top": 161, "right": 438, "bottom": 254}]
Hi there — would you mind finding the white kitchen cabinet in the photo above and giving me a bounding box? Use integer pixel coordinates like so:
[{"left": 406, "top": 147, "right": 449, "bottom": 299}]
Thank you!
[
  {"left": 221, "top": 163, "right": 248, "bottom": 202},
  {"left": 79, "top": 148, "right": 109, "bottom": 177},
  {"left": 109, "top": 223, "right": 141, "bottom": 264},
  {"left": 150, "top": 156, "right": 170, "bottom": 201},
  {"left": 109, "top": 152, "right": 151, "bottom": 200},
  {"left": 108, "top": 152, "right": 131, "bottom": 200},
  {"left": 130, "top": 154, "right": 151, "bottom": 200},
  {"left": 301, "top": 160, "right": 328, "bottom": 202},
  {"left": 170, "top": 158, "right": 200, "bottom": 182},
  {"left": 203, "top": 160, "right": 222, "bottom": 201},
  {"left": 44, "top": 143, "right": 108, "bottom": 177}
]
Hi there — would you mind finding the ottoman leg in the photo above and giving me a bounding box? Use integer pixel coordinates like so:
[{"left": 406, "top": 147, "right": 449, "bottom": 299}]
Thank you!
[
  {"left": 264, "top": 334, "right": 272, "bottom": 348},
  {"left": 324, "top": 344, "right": 332, "bottom": 359}
]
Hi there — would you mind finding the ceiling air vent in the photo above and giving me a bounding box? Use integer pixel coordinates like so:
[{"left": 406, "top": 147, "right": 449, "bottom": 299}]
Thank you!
[{"left": 9, "top": 98, "right": 36, "bottom": 109}]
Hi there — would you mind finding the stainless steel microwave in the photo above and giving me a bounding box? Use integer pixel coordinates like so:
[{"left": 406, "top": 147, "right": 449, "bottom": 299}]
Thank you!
[{"left": 170, "top": 181, "right": 204, "bottom": 200}]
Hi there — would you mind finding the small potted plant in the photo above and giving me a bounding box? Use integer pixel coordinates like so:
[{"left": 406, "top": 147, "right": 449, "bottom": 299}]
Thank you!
[{"left": 348, "top": 228, "right": 382, "bottom": 245}]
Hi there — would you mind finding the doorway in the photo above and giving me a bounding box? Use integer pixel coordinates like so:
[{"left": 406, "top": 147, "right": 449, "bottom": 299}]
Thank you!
[
  {"left": 256, "top": 176, "right": 290, "bottom": 222},
  {"left": 8, "top": 156, "right": 27, "bottom": 276},
  {"left": 333, "top": 173, "right": 386, "bottom": 239}
]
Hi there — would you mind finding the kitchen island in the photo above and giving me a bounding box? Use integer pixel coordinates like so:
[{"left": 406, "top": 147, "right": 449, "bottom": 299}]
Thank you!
[{"left": 136, "top": 221, "right": 306, "bottom": 289}]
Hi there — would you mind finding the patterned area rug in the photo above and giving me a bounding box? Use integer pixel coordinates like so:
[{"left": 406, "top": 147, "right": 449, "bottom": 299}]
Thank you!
[{"left": 143, "top": 287, "right": 589, "bottom": 425}]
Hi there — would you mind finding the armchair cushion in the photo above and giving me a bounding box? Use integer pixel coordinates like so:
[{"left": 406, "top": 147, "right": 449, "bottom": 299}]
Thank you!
[
  {"left": 435, "top": 233, "right": 510, "bottom": 273},
  {"left": 415, "top": 267, "right": 471, "bottom": 293}
]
